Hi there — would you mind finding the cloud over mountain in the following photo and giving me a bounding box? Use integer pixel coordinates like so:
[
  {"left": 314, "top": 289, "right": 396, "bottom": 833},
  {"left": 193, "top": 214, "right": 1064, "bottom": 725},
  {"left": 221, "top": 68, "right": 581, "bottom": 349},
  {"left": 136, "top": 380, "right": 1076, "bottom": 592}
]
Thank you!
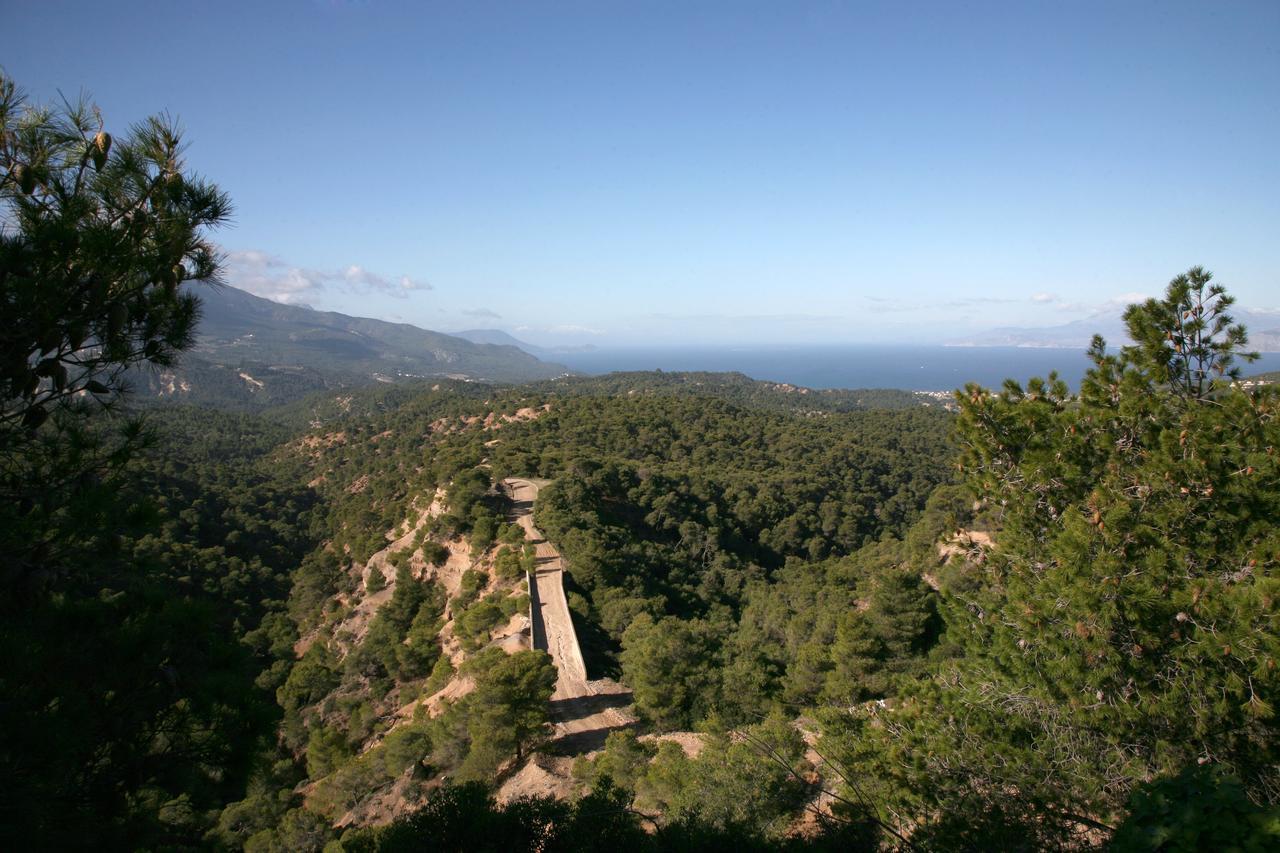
[{"left": 224, "top": 250, "right": 431, "bottom": 304}]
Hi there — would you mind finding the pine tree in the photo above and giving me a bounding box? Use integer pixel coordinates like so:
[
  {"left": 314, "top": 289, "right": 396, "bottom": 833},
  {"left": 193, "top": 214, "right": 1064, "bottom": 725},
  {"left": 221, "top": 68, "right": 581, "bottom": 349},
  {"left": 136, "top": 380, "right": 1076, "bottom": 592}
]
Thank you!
[
  {"left": 824, "top": 569, "right": 935, "bottom": 705},
  {"left": 0, "top": 74, "right": 244, "bottom": 846},
  {"left": 1, "top": 72, "right": 230, "bottom": 592},
  {"left": 840, "top": 268, "right": 1279, "bottom": 846}
]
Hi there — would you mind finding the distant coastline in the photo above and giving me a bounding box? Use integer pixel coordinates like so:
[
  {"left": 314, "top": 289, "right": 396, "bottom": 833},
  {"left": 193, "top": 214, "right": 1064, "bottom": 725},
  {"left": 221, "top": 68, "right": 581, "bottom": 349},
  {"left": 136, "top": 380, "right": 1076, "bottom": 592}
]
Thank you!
[
  {"left": 552, "top": 345, "right": 1280, "bottom": 393},
  {"left": 942, "top": 342, "right": 1083, "bottom": 349}
]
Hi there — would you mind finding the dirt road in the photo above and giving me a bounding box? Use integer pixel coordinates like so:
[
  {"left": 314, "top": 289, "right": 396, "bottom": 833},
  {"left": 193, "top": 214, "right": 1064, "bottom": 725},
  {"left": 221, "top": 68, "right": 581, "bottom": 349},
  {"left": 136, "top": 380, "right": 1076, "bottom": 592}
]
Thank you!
[{"left": 502, "top": 478, "right": 634, "bottom": 753}]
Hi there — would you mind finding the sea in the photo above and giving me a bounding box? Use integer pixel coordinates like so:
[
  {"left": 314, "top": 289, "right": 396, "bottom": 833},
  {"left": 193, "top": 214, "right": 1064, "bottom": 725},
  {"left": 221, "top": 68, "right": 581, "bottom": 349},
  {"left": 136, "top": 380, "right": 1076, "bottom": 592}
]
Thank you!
[{"left": 552, "top": 345, "right": 1280, "bottom": 392}]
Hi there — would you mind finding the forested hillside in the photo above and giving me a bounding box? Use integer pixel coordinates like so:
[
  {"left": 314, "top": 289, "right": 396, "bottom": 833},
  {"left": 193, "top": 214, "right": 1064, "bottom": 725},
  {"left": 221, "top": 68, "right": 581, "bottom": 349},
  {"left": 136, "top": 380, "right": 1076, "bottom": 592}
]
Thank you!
[
  {"left": 2, "top": 406, "right": 320, "bottom": 846},
  {"left": 123, "top": 283, "right": 572, "bottom": 410},
  {"left": 235, "top": 376, "right": 957, "bottom": 849},
  {"left": 526, "top": 370, "right": 952, "bottom": 413},
  {"left": 4, "top": 347, "right": 959, "bottom": 847}
]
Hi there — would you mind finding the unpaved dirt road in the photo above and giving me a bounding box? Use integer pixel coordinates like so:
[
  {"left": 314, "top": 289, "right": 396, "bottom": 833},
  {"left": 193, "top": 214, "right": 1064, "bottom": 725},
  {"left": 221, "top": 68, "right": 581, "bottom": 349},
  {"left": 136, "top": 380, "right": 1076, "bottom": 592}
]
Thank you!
[{"left": 502, "top": 478, "right": 634, "bottom": 753}]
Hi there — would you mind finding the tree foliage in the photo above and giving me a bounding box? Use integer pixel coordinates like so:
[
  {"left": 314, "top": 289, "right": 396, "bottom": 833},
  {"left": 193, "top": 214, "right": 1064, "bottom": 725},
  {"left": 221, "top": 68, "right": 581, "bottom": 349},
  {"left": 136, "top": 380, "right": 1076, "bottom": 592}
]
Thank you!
[
  {"left": 1, "top": 72, "right": 229, "bottom": 440},
  {"left": 427, "top": 649, "right": 557, "bottom": 780},
  {"left": 834, "top": 268, "right": 1280, "bottom": 846},
  {"left": 0, "top": 77, "right": 310, "bottom": 847},
  {"left": 1121, "top": 265, "right": 1257, "bottom": 401}
]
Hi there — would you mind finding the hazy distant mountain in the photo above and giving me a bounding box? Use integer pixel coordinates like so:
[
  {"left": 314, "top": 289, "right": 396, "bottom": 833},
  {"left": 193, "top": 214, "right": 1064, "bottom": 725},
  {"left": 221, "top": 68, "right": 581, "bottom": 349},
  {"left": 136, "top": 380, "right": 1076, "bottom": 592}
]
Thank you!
[
  {"left": 454, "top": 328, "right": 599, "bottom": 358},
  {"left": 1244, "top": 310, "right": 1280, "bottom": 351},
  {"left": 948, "top": 316, "right": 1128, "bottom": 349},
  {"left": 129, "top": 284, "right": 571, "bottom": 408},
  {"left": 452, "top": 328, "right": 544, "bottom": 352},
  {"left": 951, "top": 308, "right": 1280, "bottom": 352}
]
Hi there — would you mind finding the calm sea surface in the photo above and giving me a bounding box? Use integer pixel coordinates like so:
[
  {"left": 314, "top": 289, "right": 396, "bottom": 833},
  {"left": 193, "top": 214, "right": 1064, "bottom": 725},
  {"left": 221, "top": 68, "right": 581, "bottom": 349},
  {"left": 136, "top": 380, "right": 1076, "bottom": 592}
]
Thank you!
[{"left": 554, "top": 346, "right": 1280, "bottom": 392}]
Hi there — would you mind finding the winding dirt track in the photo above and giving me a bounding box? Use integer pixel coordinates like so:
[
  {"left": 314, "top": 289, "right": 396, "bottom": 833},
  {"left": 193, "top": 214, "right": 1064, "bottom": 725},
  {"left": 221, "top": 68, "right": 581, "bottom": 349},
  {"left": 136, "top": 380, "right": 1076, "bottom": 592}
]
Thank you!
[{"left": 502, "top": 478, "right": 634, "bottom": 753}]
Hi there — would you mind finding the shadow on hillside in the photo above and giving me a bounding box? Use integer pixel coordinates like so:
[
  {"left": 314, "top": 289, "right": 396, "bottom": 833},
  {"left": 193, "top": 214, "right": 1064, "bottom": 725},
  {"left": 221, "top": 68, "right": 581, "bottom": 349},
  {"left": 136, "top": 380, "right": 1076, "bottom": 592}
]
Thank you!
[
  {"left": 549, "top": 691, "right": 633, "bottom": 721},
  {"left": 529, "top": 575, "right": 547, "bottom": 652},
  {"left": 552, "top": 723, "right": 638, "bottom": 755},
  {"left": 561, "top": 570, "right": 622, "bottom": 679}
]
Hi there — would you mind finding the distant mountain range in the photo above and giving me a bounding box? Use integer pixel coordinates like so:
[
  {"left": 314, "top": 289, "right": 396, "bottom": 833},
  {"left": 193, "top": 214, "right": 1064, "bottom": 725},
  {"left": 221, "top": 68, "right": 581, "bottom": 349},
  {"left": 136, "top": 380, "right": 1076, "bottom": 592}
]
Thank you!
[
  {"left": 129, "top": 284, "right": 571, "bottom": 408},
  {"left": 453, "top": 329, "right": 598, "bottom": 359},
  {"left": 951, "top": 308, "right": 1280, "bottom": 352}
]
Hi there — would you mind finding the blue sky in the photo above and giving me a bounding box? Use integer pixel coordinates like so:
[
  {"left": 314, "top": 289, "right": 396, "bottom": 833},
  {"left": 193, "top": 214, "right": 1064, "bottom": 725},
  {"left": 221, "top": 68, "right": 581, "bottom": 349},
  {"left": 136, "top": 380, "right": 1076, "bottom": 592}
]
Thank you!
[{"left": 5, "top": 0, "right": 1278, "bottom": 345}]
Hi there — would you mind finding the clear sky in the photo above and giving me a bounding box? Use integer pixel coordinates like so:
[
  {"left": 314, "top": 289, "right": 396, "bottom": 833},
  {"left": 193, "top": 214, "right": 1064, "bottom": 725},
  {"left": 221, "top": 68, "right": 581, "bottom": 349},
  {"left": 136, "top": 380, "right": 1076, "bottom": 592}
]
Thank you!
[{"left": 4, "top": 0, "right": 1278, "bottom": 346}]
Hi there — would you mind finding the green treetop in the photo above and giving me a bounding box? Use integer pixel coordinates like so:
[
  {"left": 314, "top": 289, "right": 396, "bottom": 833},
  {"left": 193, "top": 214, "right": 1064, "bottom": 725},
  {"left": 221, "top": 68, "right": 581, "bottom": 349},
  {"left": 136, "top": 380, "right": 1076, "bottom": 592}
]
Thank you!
[
  {"left": 1, "top": 73, "right": 230, "bottom": 434},
  {"left": 841, "top": 267, "right": 1279, "bottom": 848}
]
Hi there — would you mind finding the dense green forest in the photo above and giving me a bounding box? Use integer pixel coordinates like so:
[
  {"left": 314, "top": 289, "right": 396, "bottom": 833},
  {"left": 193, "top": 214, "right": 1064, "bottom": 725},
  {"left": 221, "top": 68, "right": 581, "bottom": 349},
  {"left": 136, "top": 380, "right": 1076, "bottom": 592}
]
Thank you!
[
  {"left": 524, "top": 370, "right": 952, "bottom": 413},
  {"left": 3, "top": 76, "right": 1277, "bottom": 850},
  {"left": 2, "top": 368, "right": 958, "bottom": 847}
]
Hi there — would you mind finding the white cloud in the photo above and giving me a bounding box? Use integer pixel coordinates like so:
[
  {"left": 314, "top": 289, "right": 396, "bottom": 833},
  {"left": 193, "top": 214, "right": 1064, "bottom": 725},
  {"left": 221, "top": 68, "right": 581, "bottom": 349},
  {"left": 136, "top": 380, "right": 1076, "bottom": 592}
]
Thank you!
[
  {"left": 643, "top": 311, "right": 835, "bottom": 322},
  {"left": 1080, "top": 292, "right": 1151, "bottom": 316},
  {"left": 858, "top": 295, "right": 1018, "bottom": 313},
  {"left": 341, "top": 265, "right": 431, "bottom": 294},
  {"left": 229, "top": 249, "right": 276, "bottom": 267},
  {"left": 462, "top": 307, "right": 502, "bottom": 319},
  {"left": 1032, "top": 291, "right": 1152, "bottom": 316},
  {"left": 224, "top": 251, "right": 318, "bottom": 304},
  {"left": 223, "top": 250, "right": 432, "bottom": 304}
]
